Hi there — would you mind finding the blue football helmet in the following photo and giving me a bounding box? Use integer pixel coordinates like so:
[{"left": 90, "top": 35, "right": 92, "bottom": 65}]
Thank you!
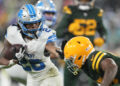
[
  {"left": 36, "top": 0, "right": 57, "bottom": 27},
  {"left": 17, "top": 4, "right": 44, "bottom": 38}
]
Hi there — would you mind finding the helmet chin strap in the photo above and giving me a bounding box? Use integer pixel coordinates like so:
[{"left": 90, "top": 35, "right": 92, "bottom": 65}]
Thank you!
[
  {"left": 33, "top": 31, "right": 38, "bottom": 39},
  {"left": 19, "top": 21, "right": 43, "bottom": 39},
  {"left": 78, "top": 5, "right": 91, "bottom": 10}
]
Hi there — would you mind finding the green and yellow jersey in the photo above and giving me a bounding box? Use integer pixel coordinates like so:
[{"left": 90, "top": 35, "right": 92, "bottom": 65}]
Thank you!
[
  {"left": 56, "top": 5, "right": 107, "bottom": 43},
  {"left": 82, "top": 50, "right": 120, "bottom": 85}
]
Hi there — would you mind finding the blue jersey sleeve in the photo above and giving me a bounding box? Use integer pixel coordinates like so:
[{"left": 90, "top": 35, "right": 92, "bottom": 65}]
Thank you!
[{"left": 47, "top": 34, "right": 57, "bottom": 43}]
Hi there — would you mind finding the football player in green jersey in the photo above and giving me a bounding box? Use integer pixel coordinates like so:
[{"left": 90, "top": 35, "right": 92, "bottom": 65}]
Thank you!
[
  {"left": 64, "top": 36, "right": 120, "bottom": 86},
  {"left": 56, "top": 0, "right": 107, "bottom": 86},
  {"left": 56, "top": 0, "right": 107, "bottom": 46}
]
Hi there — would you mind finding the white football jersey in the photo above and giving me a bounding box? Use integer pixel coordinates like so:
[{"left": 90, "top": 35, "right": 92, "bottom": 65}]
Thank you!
[{"left": 5, "top": 25, "right": 59, "bottom": 80}]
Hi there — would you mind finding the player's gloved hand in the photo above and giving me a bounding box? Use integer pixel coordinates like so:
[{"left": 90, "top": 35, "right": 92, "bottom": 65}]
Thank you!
[
  {"left": 15, "top": 46, "right": 26, "bottom": 61},
  {"left": 56, "top": 49, "right": 64, "bottom": 59},
  {"left": 57, "top": 40, "right": 67, "bottom": 59},
  {"left": 61, "top": 40, "right": 67, "bottom": 51},
  {"left": 94, "top": 37, "right": 104, "bottom": 47}
]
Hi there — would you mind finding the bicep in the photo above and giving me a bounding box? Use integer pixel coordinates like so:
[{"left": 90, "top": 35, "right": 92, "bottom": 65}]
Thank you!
[
  {"left": 1, "top": 39, "right": 12, "bottom": 58},
  {"left": 97, "top": 17, "right": 107, "bottom": 39},
  {"left": 46, "top": 42, "right": 55, "bottom": 49},
  {"left": 4, "top": 39, "right": 12, "bottom": 47},
  {"left": 45, "top": 42, "right": 59, "bottom": 52},
  {"left": 100, "top": 58, "right": 117, "bottom": 71},
  {"left": 100, "top": 58, "right": 118, "bottom": 86},
  {"left": 0, "top": 39, "right": 12, "bottom": 65}
]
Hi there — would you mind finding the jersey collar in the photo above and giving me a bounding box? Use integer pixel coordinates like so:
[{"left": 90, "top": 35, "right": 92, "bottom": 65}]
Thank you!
[{"left": 78, "top": 5, "right": 91, "bottom": 11}]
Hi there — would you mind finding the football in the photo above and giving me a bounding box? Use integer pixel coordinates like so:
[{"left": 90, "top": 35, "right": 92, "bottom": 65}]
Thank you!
[{"left": 4, "top": 44, "right": 23, "bottom": 60}]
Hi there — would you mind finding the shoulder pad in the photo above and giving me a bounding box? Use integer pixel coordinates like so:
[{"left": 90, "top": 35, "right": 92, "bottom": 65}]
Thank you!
[
  {"left": 5, "top": 25, "right": 19, "bottom": 39},
  {"left": 5, "top": 25, "right": 25, "bottom": 45},
  {"left": 97, "top": 9, "right": 104, "bottom": 17},
  {"left": 63, "top": 6, "right": 72, "bottom": 14},
  {"left": 7, "top": 25, "right": 18, "bottom": 34}
]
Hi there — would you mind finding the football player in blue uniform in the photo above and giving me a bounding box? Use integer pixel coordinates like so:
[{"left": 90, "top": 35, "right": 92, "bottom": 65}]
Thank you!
[{"left": 0, "top": 4, "right": 63, "bottom": 86}]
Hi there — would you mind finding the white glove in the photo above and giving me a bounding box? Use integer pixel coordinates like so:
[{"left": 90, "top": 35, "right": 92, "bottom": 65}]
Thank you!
[{"left": 15, "top": 46, "right": 26, "bottom": 61}]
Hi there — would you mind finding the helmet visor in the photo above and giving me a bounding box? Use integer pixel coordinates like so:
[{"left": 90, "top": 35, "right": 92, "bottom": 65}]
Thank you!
[{"left": 24, "top": 21, "right": 42, "bottom": 32}]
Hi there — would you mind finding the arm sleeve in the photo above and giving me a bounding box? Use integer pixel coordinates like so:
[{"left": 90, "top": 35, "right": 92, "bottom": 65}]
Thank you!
[
  {"left": 97, "top": 9, "right": 108, "bottom": 42},
  {"left": 46, "top": 31, "right": 57, "bottom": 44},
  {"left": 92, "top": 51, "right": 107, "bottom": 72}
]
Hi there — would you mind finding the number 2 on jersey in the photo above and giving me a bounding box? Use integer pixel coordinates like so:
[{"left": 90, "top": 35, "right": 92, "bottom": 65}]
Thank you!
[{"left": 68, "top": 19, "right": 97, "bottom": 36}]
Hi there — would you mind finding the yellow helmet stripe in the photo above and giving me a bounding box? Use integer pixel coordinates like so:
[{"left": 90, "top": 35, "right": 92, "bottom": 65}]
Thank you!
[
  {"left": 96, "top": 53, "right": 106, "bottom": 72},
  {"left": 92, "top": 51, "right": 102, "bottom": 70}
]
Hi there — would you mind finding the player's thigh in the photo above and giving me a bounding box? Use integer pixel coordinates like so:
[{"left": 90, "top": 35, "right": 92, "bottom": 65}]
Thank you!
[
  {"left": 5, "top": 64, "right": 27, "bottom": 79},
  {"left": 26, "top": 74, "right": 40, "bottom": 86},
  {"left": 40, "top": 74, "right": 63, "bottom": 86}
]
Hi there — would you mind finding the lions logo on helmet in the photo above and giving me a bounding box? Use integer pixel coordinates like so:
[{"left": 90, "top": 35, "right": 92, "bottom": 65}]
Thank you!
[
  {"left": 36, "top": 0, "right": 57, "bottom": 27},
  {"left": 64, "top": 36, "right": 94, "bottom": 75},
  {"left": 17, "top": 4, "right": 44, "bottom": 38}
]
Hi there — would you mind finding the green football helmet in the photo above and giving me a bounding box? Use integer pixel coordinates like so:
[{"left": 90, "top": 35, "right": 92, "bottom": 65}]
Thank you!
[
  {"left": 75, "top": 0, "right": 95, "bottom": 6},
  {"left": 74, "top": 0, "right": 95, "bottom": 10}
]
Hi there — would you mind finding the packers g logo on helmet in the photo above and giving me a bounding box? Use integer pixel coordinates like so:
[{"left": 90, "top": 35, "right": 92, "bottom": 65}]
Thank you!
[{"left": 64, "top": 36, "right": 94, "bottom": 75}]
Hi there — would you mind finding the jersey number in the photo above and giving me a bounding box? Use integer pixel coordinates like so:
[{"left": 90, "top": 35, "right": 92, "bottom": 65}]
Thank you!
[
  {"left": 68, "top": 19, "right": 97, "bottom": 36},
  {"left": 20, "top": 59, "right": 45, "bottom": 71}
]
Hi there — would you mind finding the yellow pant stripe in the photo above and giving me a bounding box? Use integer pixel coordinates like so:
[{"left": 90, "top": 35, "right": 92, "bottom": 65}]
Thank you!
[
  {"left": 96, "top": 53, "right": 106, "bottom": 72},
  {"left": 92, "top": 51, "right": 102, "bottom": 70}
]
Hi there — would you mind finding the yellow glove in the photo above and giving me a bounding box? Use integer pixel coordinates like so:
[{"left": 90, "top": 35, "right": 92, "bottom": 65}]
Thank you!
[{"left": 94, "top": 37, "right": 104, "bottom": 47}]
